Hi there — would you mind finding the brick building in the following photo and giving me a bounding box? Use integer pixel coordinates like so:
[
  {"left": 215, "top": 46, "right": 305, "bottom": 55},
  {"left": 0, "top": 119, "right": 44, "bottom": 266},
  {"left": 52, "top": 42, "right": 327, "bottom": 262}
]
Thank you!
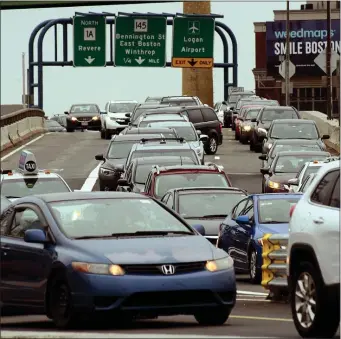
[{"left": 253, "top": 1, "right": 340, "bottom": 115}]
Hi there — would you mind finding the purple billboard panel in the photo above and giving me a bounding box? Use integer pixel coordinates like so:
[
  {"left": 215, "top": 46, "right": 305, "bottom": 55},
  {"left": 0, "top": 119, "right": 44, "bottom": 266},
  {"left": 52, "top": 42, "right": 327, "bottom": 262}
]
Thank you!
[{"left": 266, "top": 20, "right": 340, "bottom": 77}]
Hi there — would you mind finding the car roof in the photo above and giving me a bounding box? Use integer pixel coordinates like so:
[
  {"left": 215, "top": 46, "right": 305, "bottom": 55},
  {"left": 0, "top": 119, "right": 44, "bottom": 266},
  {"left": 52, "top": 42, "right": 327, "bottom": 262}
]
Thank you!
[
  {"left": 272, "top": 139, "right": 319, "bottom": 145},
  {"left": 131, "top": 156, "right": 195, "bottom": 165},
  {"left": 153, "top": 165, "right": 222, "bottom": 173},
  {"left": 71, "top": 103, "right": 99, "bottom": 106},
  {"left": 134, "top": 141, "right": 191, "bottom": 150},
  {"left": 31, "top": 191, "right": 147, "bottom": 203},
  {"left": 263, "top": 106, "right": 294, "bottom": 110},
  {"left": 136, "top": 104, "right": 169, "bottom": 108},
  {"left": 162, "top": 96, "right": 196, "bottom": 100},
  {"left": 111, "top": 134, "right": 162, "bottom": 142},
  {"left": 142, "top": 114, "right": 186, "bottom": 121},
  {"left": 107, "top": 100, "right": 137, "bottom": 104},
  {"left": 272, "top": 119, "right": 314, "bottom": 124},
  {"left": 252, "top": 193, "right": 303, "bottom": 200},
  {"left": 148, "top": 121, "right": 192, "bottom": 127},
  {"left": 276, "top": 151, "right": 330, "bottom": 156},
  {"left": 171, "top": 187, "right": 247, "bottom": 194},
  {"left": 142, "top": 106, "right": 185, "bottom": 113},
  {"left": 126, "top": 127, "right": 176, "bottom": 134}
]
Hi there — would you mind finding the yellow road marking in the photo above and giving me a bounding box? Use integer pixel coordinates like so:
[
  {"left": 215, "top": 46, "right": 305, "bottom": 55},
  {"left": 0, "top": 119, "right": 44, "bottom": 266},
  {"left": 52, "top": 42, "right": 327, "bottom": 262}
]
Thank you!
[{"left": 230, "top": 315, "right": 293, "bottom": 322}]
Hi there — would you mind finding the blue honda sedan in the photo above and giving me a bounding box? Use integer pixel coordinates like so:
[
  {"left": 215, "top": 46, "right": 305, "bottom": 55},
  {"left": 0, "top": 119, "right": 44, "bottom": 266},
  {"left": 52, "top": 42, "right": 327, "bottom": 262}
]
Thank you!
[
  {"left": 216, "top": 193, "right": 302, "bottom": 284},
  {"left": 0, "top": 192, "right": 236, "bottom": 328}
]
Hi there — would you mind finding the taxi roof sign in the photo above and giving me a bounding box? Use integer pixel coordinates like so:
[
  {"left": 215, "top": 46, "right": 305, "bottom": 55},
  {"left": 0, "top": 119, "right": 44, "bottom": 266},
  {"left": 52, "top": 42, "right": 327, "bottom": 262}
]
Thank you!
[{"left": 18, "top": 150, "right": 38, "bottom": 175}]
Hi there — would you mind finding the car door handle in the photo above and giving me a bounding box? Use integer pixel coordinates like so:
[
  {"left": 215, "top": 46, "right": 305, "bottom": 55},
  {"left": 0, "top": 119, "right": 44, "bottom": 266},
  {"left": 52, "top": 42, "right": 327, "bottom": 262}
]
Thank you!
[{"left": 313, "top": 217, "right": 324, "bottom": 224}]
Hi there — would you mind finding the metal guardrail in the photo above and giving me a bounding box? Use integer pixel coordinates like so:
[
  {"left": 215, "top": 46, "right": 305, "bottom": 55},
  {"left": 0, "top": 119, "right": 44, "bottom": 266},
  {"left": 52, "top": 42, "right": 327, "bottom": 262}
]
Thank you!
[
  {"left": 261, "top": 233, "right": 288, "bottom": 291},
  {"left": 0, "top": 108, "right": 45, "bottom": 127}
]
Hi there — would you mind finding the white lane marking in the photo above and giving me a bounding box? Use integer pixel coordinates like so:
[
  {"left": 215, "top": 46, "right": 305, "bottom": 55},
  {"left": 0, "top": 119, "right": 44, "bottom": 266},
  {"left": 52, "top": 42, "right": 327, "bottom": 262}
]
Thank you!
[
  {"left": 214, "top": 156, "right": 220, "bottom": 159},
  {"left": 80, "top": 163, "right": 101, "bottom": 191},
  {"left": 237, "top": 290, "right": 269, "bottom": 296},
  {"left": 1, "top": 133, "right": 50, "bottom": 161},
  {"left": 0, "top": 332, "right": 272, "bottom": 338}
]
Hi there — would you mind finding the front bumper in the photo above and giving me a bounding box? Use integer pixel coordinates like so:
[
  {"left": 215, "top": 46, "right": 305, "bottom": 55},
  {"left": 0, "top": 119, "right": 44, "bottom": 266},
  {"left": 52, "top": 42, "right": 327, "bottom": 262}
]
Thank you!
[
  {"left": 224, "top": 111, "right": 233, "bottom": 125},
  {"left": 67, "top": 119, "right": 101, "bottom": 130},
  {"left": 105, "top": 118, "right": 130, "bottom": 132},
  {"left": 240, "top": 129, "right": 252, "bottom": 139},
  {"left": 68, "top": 267, "right": 236, "bottom": 315},
  {"left": 98, "top": 171, "right": 122, "bottom": 190}
]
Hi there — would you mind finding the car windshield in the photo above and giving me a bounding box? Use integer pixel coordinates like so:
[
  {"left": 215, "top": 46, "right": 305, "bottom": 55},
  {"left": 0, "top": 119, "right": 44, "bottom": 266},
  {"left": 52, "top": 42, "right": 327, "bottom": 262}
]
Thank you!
[
  {"left": 49, "top": 198, "right": 193, "bottom": 238},
  {"left": 274, "top": 155, "right": 328, "bottom": 173},
  {"left": 45, "top": 120, "right": 62, "bottom": 127},
  {"left": 155, "top": 173, "right": 230, "bottom": 198},
  {"left": 261, "top": 109, "right": 297, "bottom": 122},
  {"left": 1, "top": 178, "right": 70, "bottom": 198},
  {"left": 70, "top": 105, "right": 99, "bottom": 113},
  {"left": 258, "top": 198, "right": 300, "bottom": 223},
  {"left": 168, "top": 101, "right": 197, "bottom": 106},
  {"left": 245, "top": 109, "right": 260, "bottom": 120},
  {"left": 179, "top": 192, "right": 246, "bottom": 218},
  {"left": 107, "top": 141, "right": 136, "bottom": 159},
  {"left": 109, "top": 103, "right": 136, "bottom": 113},
  {"left": 131, "top": 150, "right": 198, "bottom": 164},
  {"left": 270, "top": 123, "right": 319, "bottom": 139},
  {"left": 149, "top": 124, "right": 197, "bottom": 141},
  {"left": 303, "top": 166, "right": 322, "bottom": 181},
  {"left": 139, "top": 118, "right": 183, "bottom": 128},
  {"left": 270, "top": 144, "right": 321, "bottom": 158}
]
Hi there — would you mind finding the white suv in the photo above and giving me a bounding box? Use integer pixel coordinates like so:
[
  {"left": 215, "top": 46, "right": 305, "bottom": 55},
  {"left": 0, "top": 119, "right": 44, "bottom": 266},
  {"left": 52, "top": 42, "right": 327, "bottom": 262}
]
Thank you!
[
  {"left": 287, "top": 159, "right": 340, "bottom": 338},
  {"left": 101, "top": 100, "right": 138, "bottom": 139}
]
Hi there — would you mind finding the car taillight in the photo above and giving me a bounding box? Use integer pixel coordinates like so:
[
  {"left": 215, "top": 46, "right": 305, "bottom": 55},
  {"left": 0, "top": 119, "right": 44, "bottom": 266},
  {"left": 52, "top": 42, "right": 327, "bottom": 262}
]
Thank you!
[
  {"left": 219, "top": 123, "right": 222, "bottom": 132},
  {"left": 289, "top": 204, "right": 296, "bottom": 217}
]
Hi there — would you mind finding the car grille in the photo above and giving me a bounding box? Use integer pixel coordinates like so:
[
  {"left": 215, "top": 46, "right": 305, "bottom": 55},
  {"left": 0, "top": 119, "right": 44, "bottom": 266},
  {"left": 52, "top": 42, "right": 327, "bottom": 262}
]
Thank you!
[
  {"left": 122, "top": 261, "right": 206, "bottom": 275},
  {"left": 77, "top": 117, "right": 92, "bottom": 122},
  {"left": 121, "top": 290, "right": 218, "bottom": 308}
]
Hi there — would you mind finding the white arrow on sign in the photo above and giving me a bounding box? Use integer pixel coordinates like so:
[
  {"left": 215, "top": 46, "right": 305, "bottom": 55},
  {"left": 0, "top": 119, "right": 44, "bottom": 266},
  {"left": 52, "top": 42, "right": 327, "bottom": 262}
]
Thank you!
[
  {"left": 135, "top": 56, "right": 145, "bottom": 65},
  {"left": 84, "top": 56, "right": 95, "bottom": 64}
]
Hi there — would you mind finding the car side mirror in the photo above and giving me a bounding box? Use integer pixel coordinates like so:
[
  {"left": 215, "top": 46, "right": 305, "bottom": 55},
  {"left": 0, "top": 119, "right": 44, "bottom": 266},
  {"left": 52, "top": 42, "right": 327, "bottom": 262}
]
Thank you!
[
  {"left": 235, "top": 215, "right": 250, "bottom": 224},
  {"left": 259, "top": 155, "right": 267, "bottom": 161},
  {"left": 192, "top": 224, "right": 205, "bottom": 236},
  {"left": 222, "top": 101, "right": 227, "bottom": 105},
  {"left": 200, "top": 134, "right": 209, "bottom": 142},
  {"left": 288, "top": 178, "right": 299, "bottom": 185},
  {"left": 24, "top": 229, "right": 48, "bottom": 244},
  {"left": 322, "top": 134, "right": 330, "bottom": 140},
  {"left": 64, "top": 111, "right": 69, "bottom": 115},
  {"left": 125, "top": 113, "right": 131, "bottom": 117},
  {"left": 95, "top": 154, "right": 104, "bottom": 161},
  {"left": 260, "top": 168, "right": 269, "bottom": 175},
  {"left": 100, "top": 111, "right": 107, "bottom": 115},
  {"left": 251, "top": 118, "right": 257, "bottom": 122},
  {"left": 196, "top": 129, "right": 202, "bottom": 136},
  {"left": 117, "top": 179, "right": 129, "bottom": 186}
]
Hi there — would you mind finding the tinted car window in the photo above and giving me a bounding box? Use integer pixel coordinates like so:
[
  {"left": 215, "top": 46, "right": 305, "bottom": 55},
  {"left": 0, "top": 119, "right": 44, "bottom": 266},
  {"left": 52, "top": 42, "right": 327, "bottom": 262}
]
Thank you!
[
  {"left": 270, "top": 143, "right": 321, "bottom": 159},
  {"left": 107, "top": 141, "right": 136, "bottom": 159},
  {"left": 245, "top": 109, "right": 260, "bottom": 120},
  {"left": 134, "top": 164, "right": 155, "bottom": 184},
  {"left": 202, "top": 108, "right": 218, "bottom": 122},
  {"left": 261, "top": 109, "right": 298, "bottom": 122},
  {"left": 330, "top": 175, "right": 340, "bottom": 208},
  {"left": 109, "top": 103, "right": 136, "bottom": 113},
  {"left": 258, "top": 198, "right": 300, "bottom": 223},
  {"left": 274, "top": 155, "right": 328, "bottom": 173},
  {"left": 70, "top": 104, "right": 99, "bottom": 113},
  {"left": 169, "top": 101, "right": 197, "bottom": 106},
  {"left": 187, "top": 109, "right": 204, "bottom": 124},
  {"left": 310, "top": 170, "right": 339, "bottom": 206},
  {"left": 270, "top": 123, "right": 319, "bottom": 140},
  {"left": 131, "top": 150, "right": 199, "bottom": 164}
]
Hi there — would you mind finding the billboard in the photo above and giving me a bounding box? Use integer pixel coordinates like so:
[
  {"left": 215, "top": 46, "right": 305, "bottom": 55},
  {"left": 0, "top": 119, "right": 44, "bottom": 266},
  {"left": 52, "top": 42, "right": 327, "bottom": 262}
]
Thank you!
[{"left": 266, "top": 20, "right": 340, "bottom": 77}]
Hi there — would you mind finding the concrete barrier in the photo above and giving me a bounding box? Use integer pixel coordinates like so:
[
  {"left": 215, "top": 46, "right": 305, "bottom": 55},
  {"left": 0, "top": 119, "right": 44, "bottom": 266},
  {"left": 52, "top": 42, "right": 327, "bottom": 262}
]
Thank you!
[
  {"left": 300, "top": 111, "right": 340, "bottom": 153},
  {"left": 0, "top": 108, "right": 46, "bottom": 153}
]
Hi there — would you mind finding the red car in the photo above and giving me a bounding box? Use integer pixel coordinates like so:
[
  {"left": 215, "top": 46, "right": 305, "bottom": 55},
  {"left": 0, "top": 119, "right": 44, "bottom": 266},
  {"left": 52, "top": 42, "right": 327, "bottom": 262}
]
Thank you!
[{"left": 142, "top": 164, "right": 233, "bottom": 199}]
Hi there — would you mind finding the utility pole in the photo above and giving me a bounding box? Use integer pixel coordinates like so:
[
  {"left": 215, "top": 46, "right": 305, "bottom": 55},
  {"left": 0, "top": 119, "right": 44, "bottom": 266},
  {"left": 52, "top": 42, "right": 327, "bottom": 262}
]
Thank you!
[
  {"left": 22, "top": 52, "right": 26, "bottom": 108},
  {"left": 285, "top": 0, "right": 290, "bottom": 106},
  {"left": 326, "top": 1, "right": 332, "bottom": 120}
]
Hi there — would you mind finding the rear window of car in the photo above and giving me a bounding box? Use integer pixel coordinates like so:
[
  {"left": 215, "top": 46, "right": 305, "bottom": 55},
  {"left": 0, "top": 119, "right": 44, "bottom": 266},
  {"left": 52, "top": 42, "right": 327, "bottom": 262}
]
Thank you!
[
  {"left": 70, "top": 105, "right": 99, "bottom": 113},
  {"left": 261, "top": 109, "right": 298, "bottom": 121},
  {"left": 202, "top": 108, "right": 218, "bottom": 122},
  {"left": 258, "top": 198, "right": 300, "bottom": 223}
]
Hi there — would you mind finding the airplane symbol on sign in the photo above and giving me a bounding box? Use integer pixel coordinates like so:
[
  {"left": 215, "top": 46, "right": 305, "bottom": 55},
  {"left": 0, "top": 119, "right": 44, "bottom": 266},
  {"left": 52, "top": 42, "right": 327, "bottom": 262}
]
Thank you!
[{"left": 188, "top": 21, "right": 200, "bottom": 34}]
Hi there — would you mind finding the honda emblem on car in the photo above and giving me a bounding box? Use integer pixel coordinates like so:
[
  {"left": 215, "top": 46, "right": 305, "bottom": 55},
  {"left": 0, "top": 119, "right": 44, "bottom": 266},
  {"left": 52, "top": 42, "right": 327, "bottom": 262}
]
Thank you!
[{"left": 161, "top": 265, "right": 175, "bottom": 275}]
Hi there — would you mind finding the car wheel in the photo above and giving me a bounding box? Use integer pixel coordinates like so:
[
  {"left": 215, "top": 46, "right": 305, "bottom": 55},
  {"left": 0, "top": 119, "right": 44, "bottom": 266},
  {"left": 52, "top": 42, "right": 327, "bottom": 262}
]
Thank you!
[
  {"left": 66, "top": 128, "right": 74, "bottom": 132},
  {"left": 291, "top": 261, "right": 340, "bottom": 338},
  {"left": 234, "top": 131, "right": 239, "bottom": 140},
  {"left": 250, "top": 139, "right": 255, "bottom": 151},
  {"left": 249, "top": 248, "right": 261, "bottom": 284},
  {"left": 104, "top": 128, "right": 111, "bottom": 140},
  {"left": 204, "top": 135, "right": 218, "bottom": 155},
  {"left": 100, "top": 129, "right": 105, "bottom": 139},
  {"left": 48, "top": 275, "right": 81, "bottom": 329},
  {"left": 194, "top": 308, "right": 230, "bottom": 326}
]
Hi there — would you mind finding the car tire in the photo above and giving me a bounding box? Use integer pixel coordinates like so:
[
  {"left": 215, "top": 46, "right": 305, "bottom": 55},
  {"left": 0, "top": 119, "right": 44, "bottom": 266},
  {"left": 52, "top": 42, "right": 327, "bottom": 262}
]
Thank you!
[
  {"left": 250, "top": 139, "right": 255, "bottom": 151},
  {"left": 194, "top": 308, "right": 230, "bottom": 326},
  {"left": 204, "top": 135, "right": 218, "bottom": 155},
  {"left": 48, "top": 274, "right": 81, "bottom": 329},
  {"left": 104, "top": 128, "right": 111, "bottom": 140},
  {"left": 100, "top": 129, "right": 105, "bottom": 139},
  {"left": 291, "top": 261, "right": 340, "bottom": 338},
  {"left": 234, "top": 132, "right": 239, "bottom": 140},
  {"left": 231, "top": 124, "right": 235, "bottom": 131},
  {"left": 66, "top": 128, "right": 74, "bottom": 132},
  {"left": 249, "top": 248, "right": 261, "bottom": 284}
]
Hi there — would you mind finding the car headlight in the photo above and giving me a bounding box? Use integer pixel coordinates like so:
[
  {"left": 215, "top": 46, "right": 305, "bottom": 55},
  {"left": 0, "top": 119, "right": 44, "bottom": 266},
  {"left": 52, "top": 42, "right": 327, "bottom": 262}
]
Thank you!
[
  {"left": 71, "top": 117, "right": 77, "bottom": 121},
  {"left": 92, "top": 116, "right": 99, "bottom": 121},
  {"left": 257, "top": 127, "right": 267, "bottom": 134},
  {"left": 72, "top": 262, "right": 125, "bottom": 276},
  {"left": 205, "top": 256, "right": 234, "bottom": 272},
  {"left": 268, "top": 180, "right": 281, "bottom": 189},
  {"left": 243, "top": 125, "right": 251, "bottom": 131},
  {"left": 100, "top": 168, "right": 115, "bottom": 175}
]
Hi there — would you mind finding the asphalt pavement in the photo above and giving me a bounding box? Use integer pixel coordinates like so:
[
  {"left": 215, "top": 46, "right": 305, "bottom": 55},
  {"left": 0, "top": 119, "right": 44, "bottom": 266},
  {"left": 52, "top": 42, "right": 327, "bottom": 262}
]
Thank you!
[{"left": 1, "top": 128, "right": 338, "bottom": 337}]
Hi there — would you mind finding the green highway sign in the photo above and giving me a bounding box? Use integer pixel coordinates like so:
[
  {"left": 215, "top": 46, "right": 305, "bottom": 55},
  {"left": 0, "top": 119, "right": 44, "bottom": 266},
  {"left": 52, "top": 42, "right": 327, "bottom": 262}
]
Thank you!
[
  {"left": 172, "top": 17, "right": 215, "bottom": 68},
  {"left": 114, "top": 16, "right": 167, "bottom": 67},
  {"left": 73, "top": 15, "right": 106, "bottom": 67}
]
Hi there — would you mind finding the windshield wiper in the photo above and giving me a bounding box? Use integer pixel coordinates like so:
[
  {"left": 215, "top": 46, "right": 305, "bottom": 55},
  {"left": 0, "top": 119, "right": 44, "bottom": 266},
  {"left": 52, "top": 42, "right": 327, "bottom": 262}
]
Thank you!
[
  {"left": 5, "top": 195, "right": 21, "bottom": 199},
  {"left": 73, "top": 235, "right": 115, "bottom": 240},
  {"left": 202, "top": 214, "right": 227, "bottom": 218},
  {"left": 111, "top": 230, "right": 193, "bottom": 237}
]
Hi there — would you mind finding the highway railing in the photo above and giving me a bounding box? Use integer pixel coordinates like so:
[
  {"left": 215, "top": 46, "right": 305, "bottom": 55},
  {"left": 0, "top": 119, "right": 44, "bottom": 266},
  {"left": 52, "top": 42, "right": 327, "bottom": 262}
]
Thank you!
[
  {"left": 261, "top": 233, "right": 288, "bottom": 292},
  {"left": 1, "top": 108, "right": 46, "bottom": 152}
]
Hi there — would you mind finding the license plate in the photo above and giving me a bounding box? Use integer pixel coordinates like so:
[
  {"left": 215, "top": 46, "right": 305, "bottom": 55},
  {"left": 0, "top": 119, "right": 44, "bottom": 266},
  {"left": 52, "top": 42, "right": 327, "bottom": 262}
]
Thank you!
[{"left": 81, "top": 122, "right": 88, "bottom": 126}]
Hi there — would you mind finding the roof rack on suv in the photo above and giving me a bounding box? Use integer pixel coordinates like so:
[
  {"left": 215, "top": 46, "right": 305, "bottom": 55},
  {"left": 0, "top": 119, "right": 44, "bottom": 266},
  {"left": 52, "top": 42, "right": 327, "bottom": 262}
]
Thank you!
[
  {"left": 324, "top": 156, "right": 340, "bottom": 163},
  {"left": 140, "top": 137, "right": 185, "bottom": 144},
  {"left": 152, "top": 164, "right": 161, "bottom": 174},
  {"left": 205, "top": 162, "right": 222, "bottom": 172}
]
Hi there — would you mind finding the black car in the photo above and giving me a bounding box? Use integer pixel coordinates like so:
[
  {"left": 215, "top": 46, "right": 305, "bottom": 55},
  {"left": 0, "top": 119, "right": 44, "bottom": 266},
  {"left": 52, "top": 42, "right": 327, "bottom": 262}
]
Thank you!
[
  {"left": 95, "top": 134, "right": 163, "bottom": 191},
  {"left": 160, "top": 187, "right": 248, "bottom": 245},
  {"left": 130, "top": 103, "right": 170, "bottom": 126},
  {"left": 121, "top": 127, "right": 179, "bottom": 139},
  {"left": 64, "top": 103, "right": 101, "bottom": 132},
  {"left": 250, "top": 106, "right": 301, "bottom": 152},
  {"left": 134, "top": 105, "right": 223, "bottom": 155},
  {"left": 258, "top": 139, "right": 326, "bottom": 169},
  {"left": 262, "top": 119, "right": 330, "bottom": 154},
  {"left": 117, "top": 156, "right": 197, "bottom": 193}
]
